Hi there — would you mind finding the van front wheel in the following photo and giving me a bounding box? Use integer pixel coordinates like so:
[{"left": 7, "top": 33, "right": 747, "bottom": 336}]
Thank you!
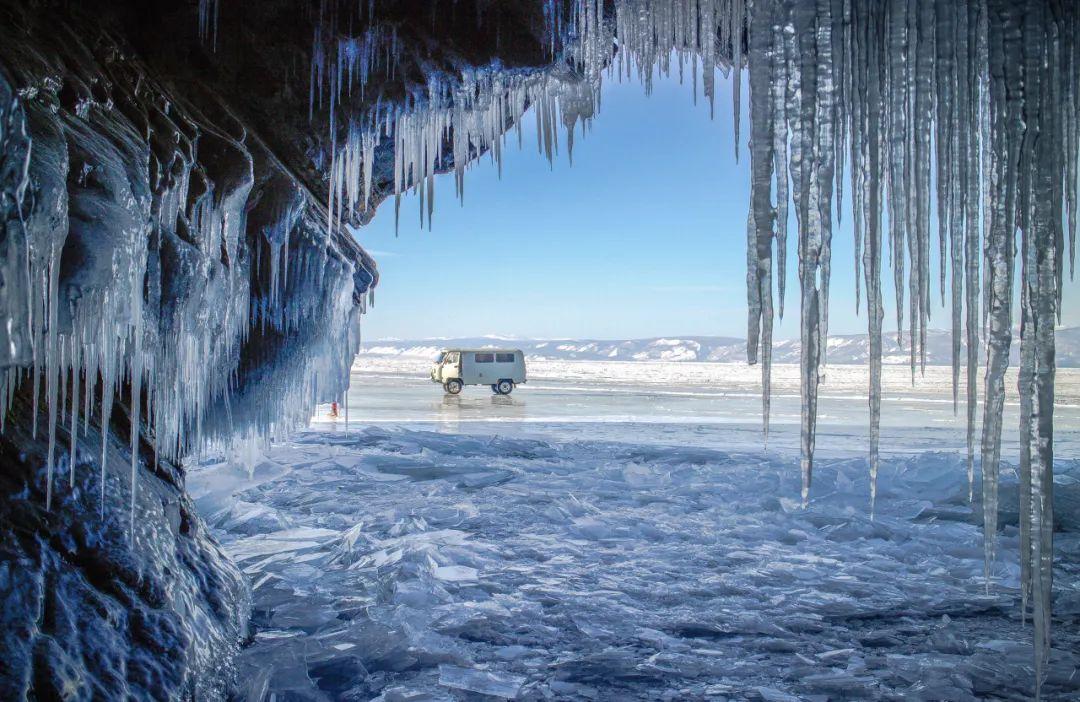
[
  {"left": 444, "top": 379, "right": 463, "bottom": 395},
  {"left": 495, "top": 380, "right": 514, "bottom": 395}
]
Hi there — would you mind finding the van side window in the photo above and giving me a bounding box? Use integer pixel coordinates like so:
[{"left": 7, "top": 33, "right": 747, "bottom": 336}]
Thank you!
[
  {"left": 475, "top": 353, "right": 494, "bottom": 363},
  {"left": 495, "top": 353, "right": 515, "bottom": 363},
  {"left": 446, "top": 352, "right": 458, "bottom": 363}
]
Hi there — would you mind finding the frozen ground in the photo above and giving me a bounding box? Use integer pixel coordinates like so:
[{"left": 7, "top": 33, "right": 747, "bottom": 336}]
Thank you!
[{"left": 189, "top": 358, "right": 1080, "bottom": 700}]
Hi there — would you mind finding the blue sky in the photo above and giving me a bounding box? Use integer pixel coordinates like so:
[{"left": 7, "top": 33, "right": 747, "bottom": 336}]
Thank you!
[{"left": 352, "top": 61, "right": 1079, "bottom": 341}]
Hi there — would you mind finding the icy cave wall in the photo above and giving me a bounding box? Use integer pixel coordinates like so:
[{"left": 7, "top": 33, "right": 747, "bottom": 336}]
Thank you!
[
  {"left": 0, "top": 1, "right": 377, "bottom": 698},
  {"left": 0, "top": 1, "right": 573, "bottom": 697}
]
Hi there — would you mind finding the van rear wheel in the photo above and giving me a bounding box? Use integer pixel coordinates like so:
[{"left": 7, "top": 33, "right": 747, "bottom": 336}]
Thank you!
[
  {"left": 444, "top": 379, "right": 463, "bottom": 395},
  {"left": 495, "top": 380, "right": 514, "bottom": 395}
]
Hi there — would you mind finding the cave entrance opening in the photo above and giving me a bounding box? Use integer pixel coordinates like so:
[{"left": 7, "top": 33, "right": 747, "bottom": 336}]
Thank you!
[{"left": 352, "top": 60, "right": 757, "bottom": 346}]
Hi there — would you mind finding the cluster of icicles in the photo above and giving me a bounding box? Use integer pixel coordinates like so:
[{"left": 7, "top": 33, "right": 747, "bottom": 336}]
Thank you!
[
  {"left": 286, "top": 0, "right": 1079, "bottom": 692},
  {"left": 324, "top": 64, "right": 599, "bottom": 241},
  {"left": 744, "top": 0, "right": 1076, "bottom": 693},
  {"left": 0, "top": 90, "right": 242, "bottom": 532},
  {"left": 0, "top": 76, "right": 367, "bottom": 538}
]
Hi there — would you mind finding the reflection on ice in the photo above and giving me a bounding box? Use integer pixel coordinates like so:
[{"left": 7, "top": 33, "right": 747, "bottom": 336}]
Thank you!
[
  {"left": 191, "top": 422, "right": 1080, "bottom": 700},
  {"left": 435, "top": 393, "right": 528, "bottom": 423}
]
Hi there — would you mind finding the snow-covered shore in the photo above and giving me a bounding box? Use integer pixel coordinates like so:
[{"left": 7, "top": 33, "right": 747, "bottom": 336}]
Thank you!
[{"left": 358, "top": 328, "right": 1080, "bottom": 366}]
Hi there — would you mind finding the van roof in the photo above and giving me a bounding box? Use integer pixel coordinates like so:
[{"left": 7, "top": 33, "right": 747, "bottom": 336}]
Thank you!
[{"left": 441, "top": 348, "right": 523, "bottom": 354}]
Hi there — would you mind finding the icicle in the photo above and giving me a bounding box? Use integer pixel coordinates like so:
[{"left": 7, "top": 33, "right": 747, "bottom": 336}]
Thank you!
[
  {"left": 814, "top": 0, "right": 836, "bottom": 373},
  {"left": 912, "top": 0, "right": 934, "bottom": 377},
  {"left": 83, "top": 348, "right": 93, "bottom": 437},
  {"left": 44, "top": 243, "right": 60, "bottom": 510},
  {"left": 980, "top": 0, "right": 1022, "bottom": 596},
  {"left": 69, "top": 331, "right": 80, "bottom": 489},
  {"left": 732, "top": 0, "right": 744, "bottom": 162},
  {"left": 837, "top": 0, "right": 888, "bottom": 511},
  {"left": 198, "top": 0, "right": 220, "bottom": 50},
  {"left": 100, "top": 296, "right": 115, "bottom": 516},
  {"left": 59, "top": 343, "right": 67, "bottom": 433},
  {"left": 963, "top": 0, "right": 982, "bottom": 503},
  {"left": 745, "top": 0, "right": 778, "bottom": 446},
  {"left": 934, "top": 0, "right": 961, "bottom": 412},
  {"left": 129, "top": 258, "right": 145, "bottom": 537},
  {"left": 883, "top": 0, "right": 908, "bottom": 356},
  {"left": 773, "top": 3, "right": 790, "bottom": 322},
  {"left": 832, "top": 0, "right": 849, "bottom": 230},
  {"left": 1013, "top": 1, "right": 1060, "bottom": 692}
]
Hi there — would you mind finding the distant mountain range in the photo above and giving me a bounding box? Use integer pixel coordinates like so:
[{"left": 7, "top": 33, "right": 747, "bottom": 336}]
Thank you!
[{"left": 360, "top": 327, "right": 1080, "bottom": 367}]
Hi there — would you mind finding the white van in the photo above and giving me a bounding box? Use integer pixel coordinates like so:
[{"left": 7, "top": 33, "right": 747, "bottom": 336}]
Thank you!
[{"left": 431, "top": 349, "right": 527, "bottom": 395}]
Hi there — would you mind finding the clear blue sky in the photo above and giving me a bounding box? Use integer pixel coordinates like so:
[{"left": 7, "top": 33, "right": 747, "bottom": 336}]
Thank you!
[{"left": 352, "top": 60, "right": 1079, "bottom": 341}]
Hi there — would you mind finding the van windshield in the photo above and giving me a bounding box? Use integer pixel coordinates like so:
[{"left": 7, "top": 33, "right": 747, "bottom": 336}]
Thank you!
[{"left": 435, "top": 352, "right": 445, "bottom": 363}]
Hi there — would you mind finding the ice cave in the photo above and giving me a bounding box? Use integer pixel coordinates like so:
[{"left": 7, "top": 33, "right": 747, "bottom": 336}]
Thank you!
[{"left": 1, "top": 0, "right": 1079, "bottom": 700}]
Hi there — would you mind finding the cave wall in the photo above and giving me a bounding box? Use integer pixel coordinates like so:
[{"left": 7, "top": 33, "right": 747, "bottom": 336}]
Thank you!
[
  {"left": 0, "top": 385, "right": 248, "bottom": 700},
  {"left": 0, "top": 1, "right": 375, "bottom": 698},
  {"left": 0, "top": 0, "right": 570, "bottom": 697},
  {"left": 97, "top": 0, "right": 563, "bottom": 225}
]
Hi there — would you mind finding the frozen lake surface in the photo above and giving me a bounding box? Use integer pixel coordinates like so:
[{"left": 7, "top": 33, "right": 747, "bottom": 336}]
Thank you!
[{"left": 190, "top": 358, "right": 1080, "bottom": 700}]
